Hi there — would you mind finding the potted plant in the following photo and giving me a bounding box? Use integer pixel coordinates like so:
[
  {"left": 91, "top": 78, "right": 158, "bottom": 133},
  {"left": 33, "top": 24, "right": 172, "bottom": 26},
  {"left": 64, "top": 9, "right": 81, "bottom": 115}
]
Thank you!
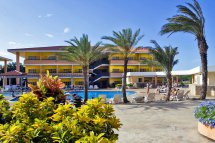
[{"left": 194, "top": 101, "right": 215, "bottom": 140}]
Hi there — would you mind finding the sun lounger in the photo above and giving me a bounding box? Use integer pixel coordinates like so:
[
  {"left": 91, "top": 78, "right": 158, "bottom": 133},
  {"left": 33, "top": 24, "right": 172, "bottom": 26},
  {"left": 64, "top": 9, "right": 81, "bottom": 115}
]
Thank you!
[
  {"left": 89, "top": 85, "right": 93, "bottom": 89},
  {"left": 175, "top": 90, "right": 185, "bottom": 101},
  {"left": 183, "top": 90, "right": 190, "bottom": 100},
  {"left": 132, "top": 96, "right": 145, "bottom": 103},
  {"left": 94, "top": 85, "right": 99, "bottom": 89},
  {"left": 147, "top": 93, "right": 155, "bottom": 102},
  {"left": 99, "top": 94, "right": 107, "bottom": 103},
  {"left": 110, "top": 94, "right": 122, "bottom": 104}
]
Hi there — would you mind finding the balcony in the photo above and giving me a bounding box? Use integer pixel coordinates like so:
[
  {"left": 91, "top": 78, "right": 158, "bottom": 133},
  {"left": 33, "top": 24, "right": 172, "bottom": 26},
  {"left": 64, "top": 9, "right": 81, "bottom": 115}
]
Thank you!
[
  {"left": 109, "top": 73, "right": 123, "bottom": 77},
  {"left": 27, "top": 72, "right": 83, "bottom": 78},
  {"left": 24, "top": 60, "right": 77, "bottom": 65},
  {"left": 109, "top": 60, "right": 140, "bottom": 65}
]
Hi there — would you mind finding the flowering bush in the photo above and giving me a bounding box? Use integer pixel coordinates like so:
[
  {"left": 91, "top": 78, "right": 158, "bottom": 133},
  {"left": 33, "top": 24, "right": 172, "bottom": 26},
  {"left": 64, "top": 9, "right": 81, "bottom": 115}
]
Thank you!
[
  {"left": 0, "top": 94, "right": 121, "bottom": 142},
  {"left": 28, "top": 71, "right": 66, "bottom": 103},
  {"left": 194, "top": 101, "right": 215, "bottom": 128}
]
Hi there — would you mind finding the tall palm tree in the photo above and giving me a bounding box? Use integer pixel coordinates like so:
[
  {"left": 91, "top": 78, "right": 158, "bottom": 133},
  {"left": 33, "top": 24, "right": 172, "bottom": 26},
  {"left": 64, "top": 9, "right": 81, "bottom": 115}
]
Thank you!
[
  {"left": 61, "top": 34, "right": 104, "bottom": 102},
  {"left": 142, "top": 40, "right": 179, "bottom": 101},
  {"left": 160, "top": 0, "right": 208, "bottom": 99},
  {"left": 102, "top": 28, "right": 144, "bottom": 103}
]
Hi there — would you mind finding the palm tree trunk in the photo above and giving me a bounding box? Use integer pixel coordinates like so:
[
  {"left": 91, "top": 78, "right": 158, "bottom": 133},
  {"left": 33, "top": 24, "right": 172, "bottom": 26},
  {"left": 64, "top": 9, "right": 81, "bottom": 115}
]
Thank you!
[
  {"left": 198, "top": 37, "right": 208, "bottom": 100},
  {"left": 166, "top": 72, "right": 172, "bottom": 101},
  {"left": 83, "top": 65, "right": 88, "bottom": 102},
  {"left": 122, "top": 58, "right": 129, "bottom": 103}
]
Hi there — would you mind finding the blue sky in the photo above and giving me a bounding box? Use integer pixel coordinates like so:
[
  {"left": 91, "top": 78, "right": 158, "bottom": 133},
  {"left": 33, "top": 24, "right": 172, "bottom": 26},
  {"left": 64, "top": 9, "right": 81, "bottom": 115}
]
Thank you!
[{"left": 0, "top": 0, "right": 214, "bottom": 70}]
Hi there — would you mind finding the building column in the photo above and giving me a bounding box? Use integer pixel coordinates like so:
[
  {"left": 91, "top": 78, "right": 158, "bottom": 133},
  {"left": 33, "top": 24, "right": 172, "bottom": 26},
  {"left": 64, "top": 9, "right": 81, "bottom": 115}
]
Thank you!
[
  {"left": 155, "top": 76, "right": 158, "bottom": 86},
  {"left": 40, "top": 65, "right": 42, "bottom": 74},
  {"left": 9, "top": 78, "right": 11, "bottom": 85},
  {"left": 176, "top": 76, "right": 179, "bottom": 86},
  {"left": 16, "top": 52, "right": 20, "bottom": 84},
  {"left": 3, "top": 60, "right": 7, "bottom": 86},
  {"left": 56, "top": 65, "right": 59, "bottom": 73},
  {"left": 192, "top": 74, "right": 195, "bottom": 84},
  {"left": 71, "top": 78, "right": 74, "bottom": 87}
]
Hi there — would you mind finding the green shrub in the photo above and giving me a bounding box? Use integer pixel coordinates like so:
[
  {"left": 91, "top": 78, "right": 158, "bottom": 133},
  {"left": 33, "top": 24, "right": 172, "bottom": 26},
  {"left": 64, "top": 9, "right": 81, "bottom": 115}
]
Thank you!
[
  {"left": 0, "top": 94, "right": 121, "bottom": 142},
  {"left": 0, "top": 94, "right": 12, "bottom": 124}
]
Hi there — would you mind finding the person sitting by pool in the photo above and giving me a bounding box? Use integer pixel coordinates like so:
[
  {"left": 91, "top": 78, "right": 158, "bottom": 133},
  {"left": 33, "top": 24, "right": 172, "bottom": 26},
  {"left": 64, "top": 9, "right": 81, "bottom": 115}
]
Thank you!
[{"left": 170, "top": 88, "right": 178, "bottom": 100}]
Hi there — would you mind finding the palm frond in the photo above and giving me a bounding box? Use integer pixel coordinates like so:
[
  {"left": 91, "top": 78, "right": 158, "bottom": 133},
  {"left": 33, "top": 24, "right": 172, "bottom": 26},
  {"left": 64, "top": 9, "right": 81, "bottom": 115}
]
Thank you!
[
  {"left": 160, "top": 0, "right": 205, "bottom": 38},
  {"left": 102, "top": 28, "right": 144, "bottom": 57}
]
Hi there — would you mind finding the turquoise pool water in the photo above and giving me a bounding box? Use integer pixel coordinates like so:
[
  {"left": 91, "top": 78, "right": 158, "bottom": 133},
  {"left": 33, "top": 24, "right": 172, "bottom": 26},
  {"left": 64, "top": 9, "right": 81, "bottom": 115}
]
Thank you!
[
  {"left": 1, "top": 91, "right": 136, "bottom": 101},
  {"left": 68, "top": 91, "right": 136, "bottom": 99}
]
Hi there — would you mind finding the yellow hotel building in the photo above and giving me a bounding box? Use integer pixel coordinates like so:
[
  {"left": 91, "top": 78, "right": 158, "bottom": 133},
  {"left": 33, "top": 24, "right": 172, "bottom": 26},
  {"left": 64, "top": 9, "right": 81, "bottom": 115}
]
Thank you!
[{"left": 8, "top": 46, "right": 163, "bottom": 88}]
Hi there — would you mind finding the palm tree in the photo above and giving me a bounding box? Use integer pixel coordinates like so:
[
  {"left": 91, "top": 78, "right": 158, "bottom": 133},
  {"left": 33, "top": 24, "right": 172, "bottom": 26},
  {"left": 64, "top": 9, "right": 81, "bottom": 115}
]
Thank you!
[
  {"left": 102, "top": 28, "right": 144, "bottom": 103},
  {"left": 142, "top": 40, "right": 179, "bottom": 101},
  {"left": 61, "top": 34, "right": 104, "bottom": 102},
  {"left": 160, "top": 0, "right": 208, "bottom": 99}
]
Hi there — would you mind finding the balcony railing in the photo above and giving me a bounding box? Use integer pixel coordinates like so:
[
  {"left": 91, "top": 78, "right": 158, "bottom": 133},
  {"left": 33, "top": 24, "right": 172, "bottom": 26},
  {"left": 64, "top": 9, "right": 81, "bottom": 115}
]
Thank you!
[
  {"left": 24, "top": 60, "right": 77, "bottom": 65},
  {"left": 109, "top": 60, "right": 140, "bottom": 65},
  {"left": 27, "top": 73, "right": 83, "bottom": 77}
]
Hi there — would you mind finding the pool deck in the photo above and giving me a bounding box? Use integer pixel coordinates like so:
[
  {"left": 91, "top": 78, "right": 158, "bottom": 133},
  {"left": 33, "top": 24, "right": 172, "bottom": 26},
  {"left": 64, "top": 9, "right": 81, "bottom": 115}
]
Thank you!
[{"left": 114, "top": 100, "right": 215, "bottom": 143}]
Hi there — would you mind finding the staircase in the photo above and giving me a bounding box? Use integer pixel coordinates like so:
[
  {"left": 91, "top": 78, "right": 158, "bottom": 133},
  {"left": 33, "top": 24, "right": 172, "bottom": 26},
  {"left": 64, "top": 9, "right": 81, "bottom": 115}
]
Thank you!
[
  {"left": 90, "top": 72, "right": 109, "bottom": 83},
  {"left": 90, "top": 59, "right": 109, "bottom": 70}
]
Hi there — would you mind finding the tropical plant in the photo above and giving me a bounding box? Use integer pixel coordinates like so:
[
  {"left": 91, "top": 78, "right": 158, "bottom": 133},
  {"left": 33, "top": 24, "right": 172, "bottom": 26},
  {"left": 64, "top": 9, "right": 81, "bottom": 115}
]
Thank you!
[
  {"left": 160, "top": 0, "right": 208, "bottom": 99},
  {"left": 0, "top": 94, "right": 121, "bottom": 142},
  {"left": 141, "top": 40, "right": 179, "bottom": 101},
  {"left": 61, "top": 34, "right": 104, "bottom": 102},
  {"left": 102, "top": 28, "right": 144, "bottom": 103},
  {"left": 28, "top": 71, "right": 66, "bottom": 103},
  {"left": 194, "top": 101, "right": 215, "bottom": 128},
  {"left": 0, "top": 94, "right": 12, "bottom": 124}
]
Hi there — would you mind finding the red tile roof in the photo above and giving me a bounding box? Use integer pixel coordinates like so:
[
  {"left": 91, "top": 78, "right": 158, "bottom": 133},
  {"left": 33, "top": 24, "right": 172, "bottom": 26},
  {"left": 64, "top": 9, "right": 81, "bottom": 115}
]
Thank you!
[
  {"left": 0, "top": 70, "right": 26, "bottom": 76},
  {"left": 0, "top": 56, "right": 12, "bottom": 61}
]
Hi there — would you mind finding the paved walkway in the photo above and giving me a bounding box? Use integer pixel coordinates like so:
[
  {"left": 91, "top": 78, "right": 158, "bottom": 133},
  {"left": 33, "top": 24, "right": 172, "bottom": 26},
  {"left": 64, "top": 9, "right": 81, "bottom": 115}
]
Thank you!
[{"left": 114, "top": 100, "right": 214, "bottom": 143}]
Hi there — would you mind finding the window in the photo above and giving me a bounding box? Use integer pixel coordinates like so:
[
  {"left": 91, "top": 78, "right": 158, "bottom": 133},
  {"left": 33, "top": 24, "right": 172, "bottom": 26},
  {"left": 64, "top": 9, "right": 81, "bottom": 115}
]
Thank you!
[
  {"left": 78, "top": 69, "right": 82, "bottom": 73},
  {"left": 112, "top": 57, "right": 119, "bottom": 60},
  {"left": 140, "top": 69, "right": 147, "bottom": 72},
  {"left": 48, "top": 56, "right": 57, "bottom": 60},
  {"left": 140, "top": 57, "right": 146, "bottom": 60},
  {"left": 47, "top": 69, "right": 56, "bottom": 73},
  {"left": 28, "top": 56, "right": 38, "bottom": 60},
  {"left": 127, "top": 69, "right": 134, "bottom": 72},
  {"left": 138, "top": 78, "right": 143, "bottom": 82},
  {"left": 63, "top": 69, "right": 71, "bottom": 73},
  {"left": 28, "top": 69, "right": 37, "bottom": 73},
  {"left": 112, "top": 69, "right": 120, "bottom": 73},
  {"left": 77, "top": 81, "right": 83, "bottom": 85}
]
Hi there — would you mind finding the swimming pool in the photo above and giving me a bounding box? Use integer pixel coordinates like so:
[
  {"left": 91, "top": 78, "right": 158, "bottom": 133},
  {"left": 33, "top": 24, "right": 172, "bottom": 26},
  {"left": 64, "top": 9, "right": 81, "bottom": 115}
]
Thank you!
[
  {"left": 67, "top": 90, "right": 136, "bottom": 99},
  {"left": 1, "top": 91, "right": 136, "bottom": 101}
]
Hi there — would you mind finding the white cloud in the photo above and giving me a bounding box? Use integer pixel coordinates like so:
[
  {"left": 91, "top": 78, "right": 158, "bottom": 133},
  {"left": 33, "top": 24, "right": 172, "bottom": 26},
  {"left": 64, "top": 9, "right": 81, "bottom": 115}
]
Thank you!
[
  {"left": 63, "top": 27, "right": 70, "bottom": 33},
  {"left": 24, "top": 33, "right": 33, "bottom": 37},
  {"left": 45, "top": 33, "right": 54, "bottom": 38},
  {"left": 8, "top": 41, "right": 17, "bottom": 46},
  {"left": 45, "top": 13, "right": 53, "bottom": 17},
  {"left": 38, "top": 13, "right": 53, "bottom": 18}
]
